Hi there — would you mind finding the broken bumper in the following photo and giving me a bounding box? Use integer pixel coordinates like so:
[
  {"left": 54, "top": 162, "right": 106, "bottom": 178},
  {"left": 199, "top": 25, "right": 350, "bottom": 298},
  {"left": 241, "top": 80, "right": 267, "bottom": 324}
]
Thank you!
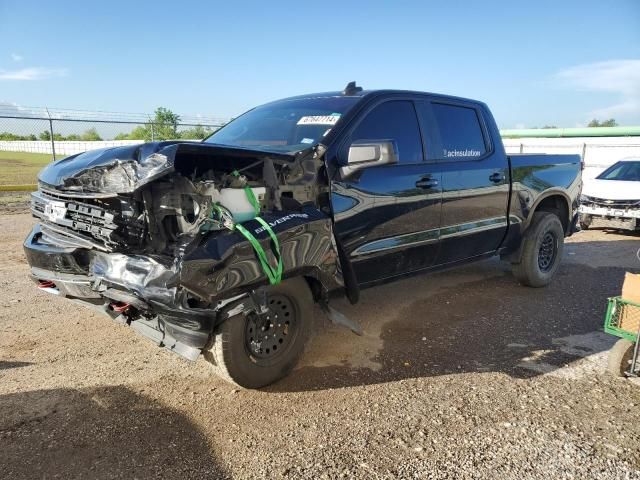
[{"left": 24, "top": 224, "right": 212, "bottom": 360}]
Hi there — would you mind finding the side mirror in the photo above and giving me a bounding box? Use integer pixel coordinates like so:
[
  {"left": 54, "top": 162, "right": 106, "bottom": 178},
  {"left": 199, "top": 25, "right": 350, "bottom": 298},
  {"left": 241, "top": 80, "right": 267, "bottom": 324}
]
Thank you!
[{"left": 340, "top": 140, "right": 398, "bottom": 177}]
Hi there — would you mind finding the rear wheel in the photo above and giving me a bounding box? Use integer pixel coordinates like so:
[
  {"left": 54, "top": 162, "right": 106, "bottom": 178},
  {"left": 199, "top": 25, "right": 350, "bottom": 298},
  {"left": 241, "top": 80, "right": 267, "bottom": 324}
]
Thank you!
[
  {"left": 203, "top": 277, "right": 313, "bottom": 389},
  {"left": 512, "top": 212, "right": 564, "bottom": 287}
]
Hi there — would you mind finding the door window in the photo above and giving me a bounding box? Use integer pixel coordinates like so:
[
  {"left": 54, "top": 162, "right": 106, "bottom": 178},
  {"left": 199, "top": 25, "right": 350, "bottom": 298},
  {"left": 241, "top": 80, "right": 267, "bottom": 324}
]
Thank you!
[
  {"left": 350, "top": 101, "right": 424, "bottom": 163},
  {"left": 431, "top": 103, "right": 487, "bottom": 161}
]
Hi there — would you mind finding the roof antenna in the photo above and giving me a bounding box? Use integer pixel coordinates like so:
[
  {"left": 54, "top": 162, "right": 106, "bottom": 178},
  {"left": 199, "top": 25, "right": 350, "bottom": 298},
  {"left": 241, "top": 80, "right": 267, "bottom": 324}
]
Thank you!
[{"left": 342, "top": 81, "right": 363, "bottom": 96}]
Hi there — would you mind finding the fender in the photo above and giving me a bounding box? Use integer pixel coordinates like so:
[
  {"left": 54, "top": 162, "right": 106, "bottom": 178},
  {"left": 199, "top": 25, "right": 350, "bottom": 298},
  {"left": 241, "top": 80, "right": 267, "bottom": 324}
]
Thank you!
[
  {"left": 503, "top": 188, "right": 573, "bottom": 264},
  {"left": 523, "top": 188, "right": 572, "bottom": 232}
]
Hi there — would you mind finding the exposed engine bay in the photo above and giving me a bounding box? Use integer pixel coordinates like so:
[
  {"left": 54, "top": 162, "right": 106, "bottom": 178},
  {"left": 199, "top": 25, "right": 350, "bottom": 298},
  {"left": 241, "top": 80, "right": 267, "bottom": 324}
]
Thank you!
[
  {"left": 26, "top": 141, "right": 347, "bottom": 360},
  {"left": 34, "top": 142, "right": 324, "bottom": 252}
]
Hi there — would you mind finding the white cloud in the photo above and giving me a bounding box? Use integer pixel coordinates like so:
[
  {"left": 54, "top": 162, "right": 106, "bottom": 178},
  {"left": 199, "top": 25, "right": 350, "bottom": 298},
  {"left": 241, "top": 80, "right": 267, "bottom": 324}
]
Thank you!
[
  {"left": 0, "top": 67, "right": 68, "bottom": 81},
  {"left": 10, "top": 53, "right": 23, "bottom": 62},
  {"left": 0, "top": 101, "right": 46, "bottom": 117},
  {"left": 555, "top": 59, "right": 640, "bottom": 121}
]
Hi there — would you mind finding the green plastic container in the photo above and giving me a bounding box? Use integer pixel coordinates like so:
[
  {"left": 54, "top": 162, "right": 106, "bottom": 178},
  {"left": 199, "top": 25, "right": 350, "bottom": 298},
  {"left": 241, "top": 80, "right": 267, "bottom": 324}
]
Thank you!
[{"left": 604, "top": 297, "right": 640, "bottom": 342}]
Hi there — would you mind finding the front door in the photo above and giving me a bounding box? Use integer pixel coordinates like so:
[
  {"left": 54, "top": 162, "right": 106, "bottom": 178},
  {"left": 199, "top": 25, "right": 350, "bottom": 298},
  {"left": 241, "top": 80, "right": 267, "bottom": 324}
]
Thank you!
[{"left": 331, "top": 99, "right": 443, "bottom": 285}]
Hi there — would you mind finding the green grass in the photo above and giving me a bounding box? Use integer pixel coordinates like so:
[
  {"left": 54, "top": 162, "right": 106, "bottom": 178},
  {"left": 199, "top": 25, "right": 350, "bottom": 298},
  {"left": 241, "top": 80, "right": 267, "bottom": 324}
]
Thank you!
[{"left": 0, "top": 150, "right": 53, "bottom": 186}]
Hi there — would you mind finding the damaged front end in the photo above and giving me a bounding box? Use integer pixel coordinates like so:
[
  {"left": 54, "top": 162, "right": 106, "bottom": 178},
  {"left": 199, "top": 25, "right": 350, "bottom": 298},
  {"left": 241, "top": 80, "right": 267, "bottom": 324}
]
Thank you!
[{"left": 25, "top": 141, "right": 346, "bottom": 361}]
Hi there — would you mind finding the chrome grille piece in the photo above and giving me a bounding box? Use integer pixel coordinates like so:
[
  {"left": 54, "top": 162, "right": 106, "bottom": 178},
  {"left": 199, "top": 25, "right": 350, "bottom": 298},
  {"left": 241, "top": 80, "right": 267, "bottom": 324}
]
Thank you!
[
  {"left": 31, "top": 189, "right": 119, "bottom": 249},
  {"left": 581, "top": 196, "right": 640, "bottom": 210}
]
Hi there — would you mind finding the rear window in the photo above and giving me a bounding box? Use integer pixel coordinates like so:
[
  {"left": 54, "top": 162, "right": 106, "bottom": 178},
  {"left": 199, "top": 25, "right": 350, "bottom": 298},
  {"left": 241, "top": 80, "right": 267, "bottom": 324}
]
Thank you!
[{"left": 431, "top": 103, "right": 487, "bottom": 160}]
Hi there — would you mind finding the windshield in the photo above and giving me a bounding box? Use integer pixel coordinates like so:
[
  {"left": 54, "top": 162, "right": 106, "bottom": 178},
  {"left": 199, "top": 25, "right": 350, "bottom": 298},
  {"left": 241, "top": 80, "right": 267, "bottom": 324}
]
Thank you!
[
  {"left": 597, "top": 161, "right": 640, "bottom": 181},
  {"left": 204, "top": 96, "right": 360, "bottom": 153}
]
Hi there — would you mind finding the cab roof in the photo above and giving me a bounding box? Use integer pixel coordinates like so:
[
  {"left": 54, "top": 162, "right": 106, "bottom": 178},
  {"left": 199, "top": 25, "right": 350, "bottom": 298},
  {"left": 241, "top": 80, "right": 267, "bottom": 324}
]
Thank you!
[{"left": 273, "top": 88, "right": 484, "bottom": 108}]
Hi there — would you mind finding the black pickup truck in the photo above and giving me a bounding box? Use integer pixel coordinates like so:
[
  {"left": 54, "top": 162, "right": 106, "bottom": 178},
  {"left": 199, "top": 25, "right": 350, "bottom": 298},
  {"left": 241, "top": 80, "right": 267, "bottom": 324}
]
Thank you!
[{"left": 24, "top": 84, "right": 582, "bottom": 388}]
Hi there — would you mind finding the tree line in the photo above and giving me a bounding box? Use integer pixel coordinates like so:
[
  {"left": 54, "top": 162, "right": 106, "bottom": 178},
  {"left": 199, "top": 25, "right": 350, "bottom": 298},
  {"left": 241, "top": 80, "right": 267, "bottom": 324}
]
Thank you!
[
  {"left": 114, "top": 107, "right": 216, "bottom": 140},
  {"left": 0, "top": 128, "right": 103, "bottom": 141},
  {"left": 532, "top": 118, "right": 618, "bottom": 129}
]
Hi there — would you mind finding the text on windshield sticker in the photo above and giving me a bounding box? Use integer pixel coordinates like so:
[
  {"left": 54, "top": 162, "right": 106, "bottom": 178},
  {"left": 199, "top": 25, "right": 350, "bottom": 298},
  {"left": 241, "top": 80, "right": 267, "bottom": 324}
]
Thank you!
[{"left": 297, "top": 115, "right": 341, "bottom": 126}]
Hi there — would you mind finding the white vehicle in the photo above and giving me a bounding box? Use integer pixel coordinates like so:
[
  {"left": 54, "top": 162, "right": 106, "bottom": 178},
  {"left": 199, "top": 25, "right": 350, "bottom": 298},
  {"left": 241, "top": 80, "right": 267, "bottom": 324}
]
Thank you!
[{"left": 579, "top": 157, "right": 640, "bottom": 231}]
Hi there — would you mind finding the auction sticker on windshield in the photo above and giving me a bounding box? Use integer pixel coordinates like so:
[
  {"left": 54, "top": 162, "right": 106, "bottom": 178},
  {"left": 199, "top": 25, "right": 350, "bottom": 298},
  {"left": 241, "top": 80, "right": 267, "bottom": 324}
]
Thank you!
[{"left": 297, "top": 114, "right": 341, "bottom": 125}]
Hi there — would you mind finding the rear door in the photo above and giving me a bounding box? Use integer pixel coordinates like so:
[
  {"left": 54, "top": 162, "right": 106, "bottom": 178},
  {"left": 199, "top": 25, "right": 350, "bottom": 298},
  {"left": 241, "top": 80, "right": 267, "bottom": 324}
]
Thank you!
[
  {"left": 331, "top": 98, "right": 443, "bottom": 285},
  {"left": 416, "top": 100, "right": 509, "bottom": 265}
]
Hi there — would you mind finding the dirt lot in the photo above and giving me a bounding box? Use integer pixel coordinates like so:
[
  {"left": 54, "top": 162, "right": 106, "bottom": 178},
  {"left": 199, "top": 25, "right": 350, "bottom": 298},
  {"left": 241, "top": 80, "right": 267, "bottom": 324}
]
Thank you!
[{"left": 2, "top": 212, "right": 640, "bottom": 479}]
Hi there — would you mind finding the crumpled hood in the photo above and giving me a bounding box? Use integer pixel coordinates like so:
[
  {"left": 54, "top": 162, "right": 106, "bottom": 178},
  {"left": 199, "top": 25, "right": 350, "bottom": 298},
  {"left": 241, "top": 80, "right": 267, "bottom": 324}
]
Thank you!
[
  {"left": 583, "top": 178, "right": 640, "bottom": 200},
  {"left": 38, "top": 141, "right": 184, "bottom": 191},
  {"left": 37, "top": 141, "right": 299, "bottom": 195}
]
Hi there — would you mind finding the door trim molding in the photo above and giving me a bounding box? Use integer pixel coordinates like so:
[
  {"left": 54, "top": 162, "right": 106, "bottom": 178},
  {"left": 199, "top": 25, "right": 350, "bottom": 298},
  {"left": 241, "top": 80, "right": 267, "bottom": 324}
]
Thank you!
[{"left": 351, "top": 216, "right": 508, "bottom": 258}]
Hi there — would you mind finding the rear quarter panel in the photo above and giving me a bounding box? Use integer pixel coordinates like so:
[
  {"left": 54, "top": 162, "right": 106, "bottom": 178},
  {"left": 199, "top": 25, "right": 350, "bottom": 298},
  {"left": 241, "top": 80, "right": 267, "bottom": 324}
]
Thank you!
[{"left": 508, "top": 153, "right": 582, "bottom": 235}]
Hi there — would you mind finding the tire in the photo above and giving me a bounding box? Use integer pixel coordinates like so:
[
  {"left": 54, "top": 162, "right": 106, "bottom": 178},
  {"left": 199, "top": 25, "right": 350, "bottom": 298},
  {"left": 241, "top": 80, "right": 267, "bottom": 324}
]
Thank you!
[
  {"left": 203, "top": 277, "right": 313, "bottom": 389},
  {"left": 607, "top": 338, "right": 635, "bottom": 377},
  {"left": 512, "top": 212, "right": 565, "bottom": 287}
]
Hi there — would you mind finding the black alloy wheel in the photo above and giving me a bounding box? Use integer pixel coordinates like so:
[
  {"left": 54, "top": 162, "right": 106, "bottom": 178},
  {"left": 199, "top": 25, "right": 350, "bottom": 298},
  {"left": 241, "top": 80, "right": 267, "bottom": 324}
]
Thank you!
[
  {"left": 244, "top": 294, "right": 299, "bottom": 364},
  {"left": 537, "top": 231, "right": 557, "bottom": 272}
]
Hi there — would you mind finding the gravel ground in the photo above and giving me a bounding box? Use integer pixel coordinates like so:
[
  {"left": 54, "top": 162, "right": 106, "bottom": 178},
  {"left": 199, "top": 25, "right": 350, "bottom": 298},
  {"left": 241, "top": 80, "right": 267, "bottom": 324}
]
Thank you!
[{"left": 1, "top": 213, "right": 640, "bottom": 479}]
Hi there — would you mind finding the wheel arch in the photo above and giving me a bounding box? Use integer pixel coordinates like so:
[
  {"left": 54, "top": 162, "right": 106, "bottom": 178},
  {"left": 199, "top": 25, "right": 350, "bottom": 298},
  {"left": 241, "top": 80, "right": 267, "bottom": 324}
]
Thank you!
[
  {"left": 505, "top": 191, "right": 571, "bottom": 265},
  {"left": 525, "top": 190, "right": 571, "bottom": 234},
  {"left": 302, "top": 274, "right": 325, "bottom": 303}
]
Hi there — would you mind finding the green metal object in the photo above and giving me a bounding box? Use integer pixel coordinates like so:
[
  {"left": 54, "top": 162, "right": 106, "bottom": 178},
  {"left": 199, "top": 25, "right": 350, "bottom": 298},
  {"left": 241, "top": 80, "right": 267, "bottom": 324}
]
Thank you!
[
  {"left": 500, "top": 126, "right": 640, "bottom": 139},
  {"left": 604, "top": 296, "right": 640, "bottom": 342}
]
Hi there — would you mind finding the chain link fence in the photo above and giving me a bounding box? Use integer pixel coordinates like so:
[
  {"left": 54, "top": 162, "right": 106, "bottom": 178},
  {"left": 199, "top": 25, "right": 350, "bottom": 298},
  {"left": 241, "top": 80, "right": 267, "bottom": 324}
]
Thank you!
[{"left": 0, "top": 105, "right": 228, "bottom": 159}]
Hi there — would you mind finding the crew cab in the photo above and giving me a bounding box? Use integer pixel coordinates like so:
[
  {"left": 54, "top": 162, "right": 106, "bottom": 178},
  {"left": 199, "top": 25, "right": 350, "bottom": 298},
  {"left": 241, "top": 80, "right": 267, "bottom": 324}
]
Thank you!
[
  {"left": 24, "top": 84, "right": 582, "bottom": 388},
  {"left": 579, "top": 157, "right": 640, "bottom": 231}
]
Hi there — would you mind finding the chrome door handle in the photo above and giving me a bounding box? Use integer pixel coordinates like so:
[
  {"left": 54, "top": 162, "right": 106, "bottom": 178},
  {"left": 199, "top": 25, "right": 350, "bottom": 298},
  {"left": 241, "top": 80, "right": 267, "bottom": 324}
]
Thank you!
[{"left": 415, "top": 177, "right": 439, "bottom": 189}]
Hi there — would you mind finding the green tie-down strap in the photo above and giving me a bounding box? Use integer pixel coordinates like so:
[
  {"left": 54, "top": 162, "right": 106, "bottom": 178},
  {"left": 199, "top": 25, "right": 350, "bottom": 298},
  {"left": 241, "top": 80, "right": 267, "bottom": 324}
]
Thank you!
[
  {"left": 243, "top": 185, "right": 260, "bottom": 217},
  {"left": 234, "top": 218, "right": 283, "bottom": 285},
  {"left": 231, "top": 170, "right": 260, "bottom": 217},
  {"left": 208, "top": 175, "right": 283, "bottom": 285}
]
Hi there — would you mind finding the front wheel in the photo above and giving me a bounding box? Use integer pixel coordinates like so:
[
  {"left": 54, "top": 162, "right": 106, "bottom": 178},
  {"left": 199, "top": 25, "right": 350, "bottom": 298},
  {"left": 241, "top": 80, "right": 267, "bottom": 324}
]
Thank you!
[
  {"left": 203, "top": 277, "right": 313, "bottom": 389},
  {"left": 512, "top": 212, "right": 565, "bottom": 287}
]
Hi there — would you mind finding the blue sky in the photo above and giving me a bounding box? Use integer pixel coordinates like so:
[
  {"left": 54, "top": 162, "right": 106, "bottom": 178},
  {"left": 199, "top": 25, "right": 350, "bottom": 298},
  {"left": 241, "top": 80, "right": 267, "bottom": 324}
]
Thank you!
[{"left": 0, "top": 0, "right": 639, "bottom": 128}]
